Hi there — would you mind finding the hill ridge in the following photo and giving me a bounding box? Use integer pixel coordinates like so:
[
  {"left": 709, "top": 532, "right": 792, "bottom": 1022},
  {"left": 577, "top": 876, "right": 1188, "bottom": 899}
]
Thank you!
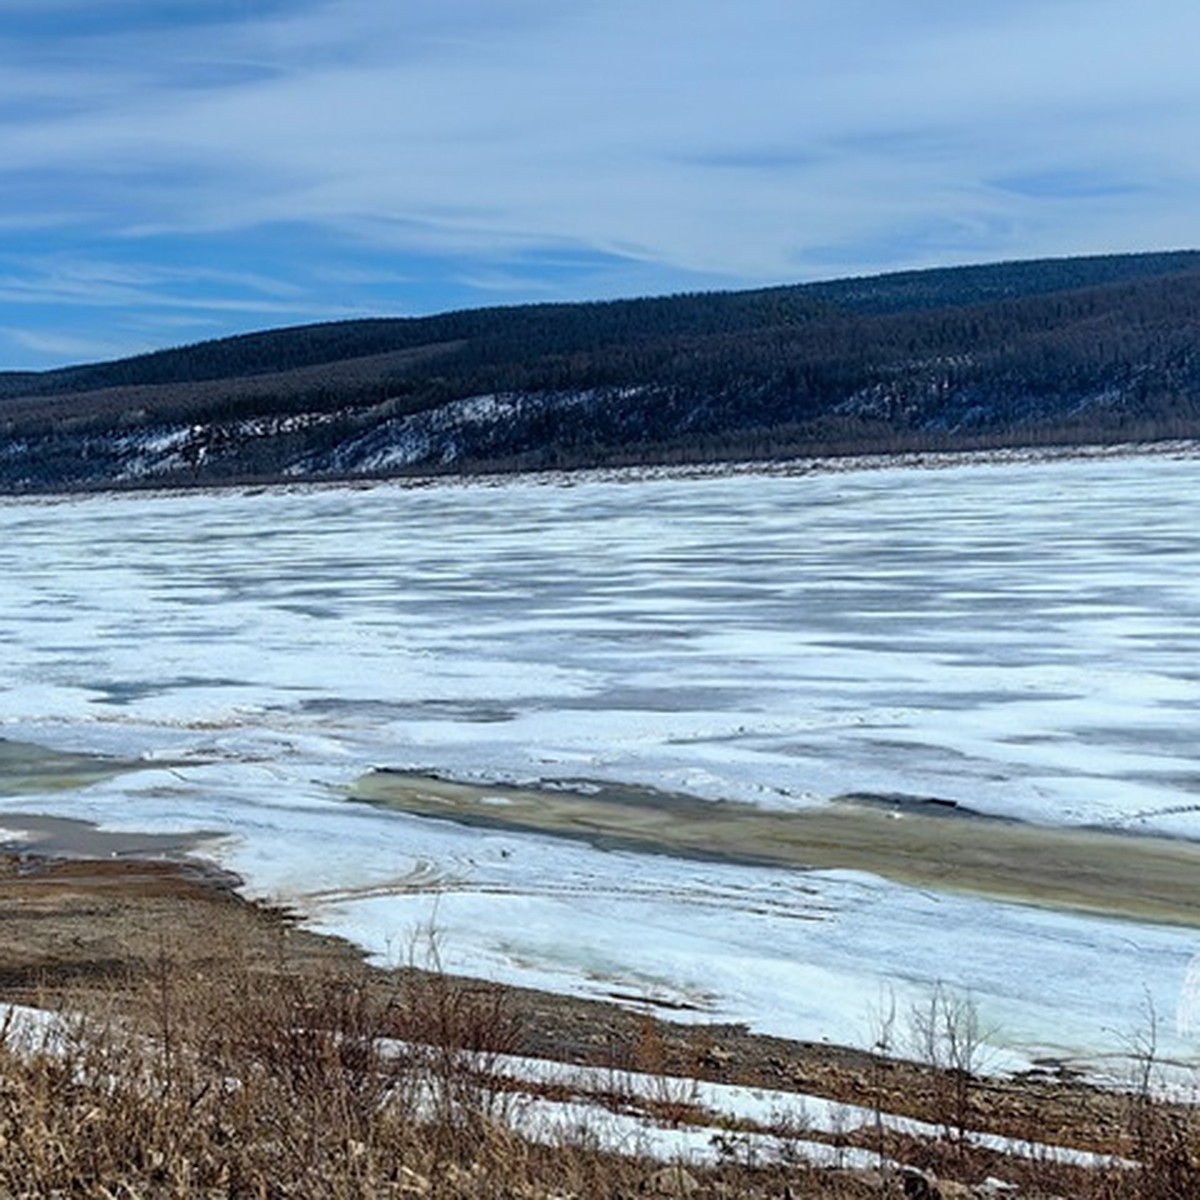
[{"left": 3, "top": 249, "right": 1200, "bottom": 491}]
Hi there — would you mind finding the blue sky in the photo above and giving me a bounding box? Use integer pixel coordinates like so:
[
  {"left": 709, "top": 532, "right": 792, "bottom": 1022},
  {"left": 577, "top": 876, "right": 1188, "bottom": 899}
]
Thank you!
[{"left": 1, "top": 0, "right": 1197, "bottom": 370}]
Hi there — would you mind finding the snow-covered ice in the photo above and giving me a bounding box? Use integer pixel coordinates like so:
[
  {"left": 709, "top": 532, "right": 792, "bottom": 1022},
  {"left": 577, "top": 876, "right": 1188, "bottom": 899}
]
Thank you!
[{"left": 2, "top": 454, "right": 1200, "bottom": 1072}]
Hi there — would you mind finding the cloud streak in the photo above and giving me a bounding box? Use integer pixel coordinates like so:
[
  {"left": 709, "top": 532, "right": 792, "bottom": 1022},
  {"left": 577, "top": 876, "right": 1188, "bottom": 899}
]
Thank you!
[{"left": 1, "top": 0, "right": 1198, "bottom": 367}]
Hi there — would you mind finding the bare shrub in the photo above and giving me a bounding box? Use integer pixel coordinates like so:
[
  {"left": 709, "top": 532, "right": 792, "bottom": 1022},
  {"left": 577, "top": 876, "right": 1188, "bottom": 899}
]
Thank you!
[
  {"left": 1110, "top": 997, "right": 1200, "bottom": 1200},
  {"left": 4, "top": 947, "right": 1200, "bottom": 1198},
  {"left": 906, "top": 982, "right": 989, "bottom": 1152},
  {"left": 0, "top": 950, "right": 529, "bottom": 1197}
]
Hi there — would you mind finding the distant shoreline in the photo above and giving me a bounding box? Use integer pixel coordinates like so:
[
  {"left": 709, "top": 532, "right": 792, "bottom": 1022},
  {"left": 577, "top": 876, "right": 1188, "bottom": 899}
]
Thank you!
[{"left": 7, "top": 435, "right": 1200, "bottom": 505}]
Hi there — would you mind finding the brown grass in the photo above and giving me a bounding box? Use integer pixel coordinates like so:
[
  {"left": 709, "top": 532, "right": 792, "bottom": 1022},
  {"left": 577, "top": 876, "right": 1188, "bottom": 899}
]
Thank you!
[
  {"left": 1, "top": 951, "right": 1198, "bottom": 1199},
  {"left": 1, "top": 856, "right": 1198, "bottom": 1198}
]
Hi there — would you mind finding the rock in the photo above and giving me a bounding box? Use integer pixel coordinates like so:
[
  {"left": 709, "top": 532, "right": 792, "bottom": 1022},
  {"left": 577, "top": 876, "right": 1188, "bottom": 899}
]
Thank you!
[
  {"left": 938, "top": 1183, "right": 973, "bottom": 1199},
  {"left": 901, "top": 1166, "right": 940, "bottom": 1199},
  {"left": 974, "top": 1180, "right": 1019, "bottom": 1196},
  {"left": 705, "top": 1045, "right": 735, "bottom": 1067}
]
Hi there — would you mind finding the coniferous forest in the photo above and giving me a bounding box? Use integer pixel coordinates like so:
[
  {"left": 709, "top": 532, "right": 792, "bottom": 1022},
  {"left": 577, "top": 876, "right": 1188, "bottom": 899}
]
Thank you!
[{"left": 3, "top": 250, "right": 1200, "bottom": 491}]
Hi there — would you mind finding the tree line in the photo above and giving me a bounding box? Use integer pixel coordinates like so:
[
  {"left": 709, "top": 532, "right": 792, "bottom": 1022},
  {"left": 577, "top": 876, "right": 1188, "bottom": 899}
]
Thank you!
[{"left": 2, "top": 250, "right": 1200, "bottom": 490}]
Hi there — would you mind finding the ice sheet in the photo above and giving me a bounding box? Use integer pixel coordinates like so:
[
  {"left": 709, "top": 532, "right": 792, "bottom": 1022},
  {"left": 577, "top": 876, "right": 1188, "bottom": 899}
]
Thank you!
[{"left": 3, "top": 455, "right": 1200, "bottom": 1070}]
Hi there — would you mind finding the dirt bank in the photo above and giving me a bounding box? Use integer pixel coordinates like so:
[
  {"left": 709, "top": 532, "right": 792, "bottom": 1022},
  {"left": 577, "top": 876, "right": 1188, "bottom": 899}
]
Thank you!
[{"left": 0, "top": 845, "right": 1147, "bottom": 1162}]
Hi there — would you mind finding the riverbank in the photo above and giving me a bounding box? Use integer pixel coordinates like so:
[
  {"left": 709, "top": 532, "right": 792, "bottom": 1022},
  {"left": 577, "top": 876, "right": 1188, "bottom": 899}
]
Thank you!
[
  {"left": 11, "top": 434, "right": 1200, "bottom": 503},
  {"left": 0, "top": 849, "right": 1161, "bottom": 1149},
  {"left": 6, "top": 846, "right": 1198, "bottom": 1196}
]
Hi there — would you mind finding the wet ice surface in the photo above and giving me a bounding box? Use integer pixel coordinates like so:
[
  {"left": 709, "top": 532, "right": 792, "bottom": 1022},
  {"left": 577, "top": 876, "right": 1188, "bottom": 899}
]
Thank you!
[{"left": 2, "top": 455, "right": 1200, "bottom": 1071}]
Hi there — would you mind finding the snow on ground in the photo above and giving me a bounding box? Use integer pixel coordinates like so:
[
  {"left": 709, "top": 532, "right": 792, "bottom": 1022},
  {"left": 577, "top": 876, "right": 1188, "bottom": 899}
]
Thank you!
[
  {"left": 380, "top": 1040, "right": 1133, "bottom": 1170},
  {"left": 0, "top": 1004, "right": 69, "bottom": 1057},
  {"left": 2, "top": 454, "right": 1200, "bottom": 1073}
]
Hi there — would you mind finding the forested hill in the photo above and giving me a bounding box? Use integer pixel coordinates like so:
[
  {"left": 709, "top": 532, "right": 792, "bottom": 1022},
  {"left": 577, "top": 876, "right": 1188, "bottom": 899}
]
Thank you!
[{"left": 3, "top": 249, "right": 1200, "bottom": 491}]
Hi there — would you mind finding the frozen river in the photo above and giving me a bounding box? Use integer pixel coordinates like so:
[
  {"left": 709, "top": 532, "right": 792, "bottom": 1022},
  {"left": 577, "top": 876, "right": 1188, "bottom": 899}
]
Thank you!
[{"left": 2, "top": 453, "right": 1200, "bottom": 1073}]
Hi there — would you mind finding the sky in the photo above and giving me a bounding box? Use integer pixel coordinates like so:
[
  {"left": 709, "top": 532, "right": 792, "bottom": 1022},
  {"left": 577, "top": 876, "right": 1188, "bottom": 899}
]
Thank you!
[{"left": 0, "top": 0, "right": 1197, "bottom": 370}]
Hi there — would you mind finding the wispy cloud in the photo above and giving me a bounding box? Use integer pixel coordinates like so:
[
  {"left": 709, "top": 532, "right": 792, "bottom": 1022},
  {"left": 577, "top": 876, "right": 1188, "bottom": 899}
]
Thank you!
[
  {"left": 1, "top": 0, "right": 1199, "bottom": 367},
  {"left": 0, "top": 326, "right": 140, "bottom": 364}
]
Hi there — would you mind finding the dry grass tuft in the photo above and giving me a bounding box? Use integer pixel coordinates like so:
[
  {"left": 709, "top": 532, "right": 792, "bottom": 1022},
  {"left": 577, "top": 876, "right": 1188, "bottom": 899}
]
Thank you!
[{"left": 0, "top": 935, "right": 1197, "bottom": 1197}]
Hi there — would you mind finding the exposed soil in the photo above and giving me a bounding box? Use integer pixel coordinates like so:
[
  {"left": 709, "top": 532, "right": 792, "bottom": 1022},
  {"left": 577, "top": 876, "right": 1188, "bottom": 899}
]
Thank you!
[
  {"left": 351, "top": 770, "right": 1200, "bottom": 928},
  {"left": 0, "top": 849, "right": 1148, "bottom": 1163}
]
